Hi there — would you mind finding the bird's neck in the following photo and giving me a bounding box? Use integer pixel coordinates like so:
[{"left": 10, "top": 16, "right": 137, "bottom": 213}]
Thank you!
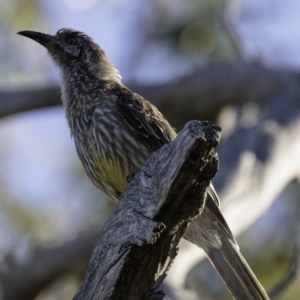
[
  {"left": 60, "top": 63, "right": 120, "bottom": 106},
  {"left": 60, "top": 64, "right": 121, "bottom": 134}
]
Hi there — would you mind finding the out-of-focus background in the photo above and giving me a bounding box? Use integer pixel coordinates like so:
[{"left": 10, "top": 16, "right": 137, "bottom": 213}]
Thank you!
[{"left": 1, "top": 0, "right": 300, "bottom": 299}]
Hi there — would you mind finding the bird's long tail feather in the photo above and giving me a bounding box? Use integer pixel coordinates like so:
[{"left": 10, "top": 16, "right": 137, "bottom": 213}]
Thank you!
[
  {"left": 185, "top": 192, "right": 269, "bottom": 300},
  {"left": 205, "top": 233, "right": 269, "bottom": 300}
]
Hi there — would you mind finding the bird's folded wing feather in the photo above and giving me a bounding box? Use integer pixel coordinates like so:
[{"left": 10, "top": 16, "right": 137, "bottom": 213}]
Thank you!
[
  {"left": 115, "top": 89, "right": 237, "bottom": 247},
  {"left": 115, "top": 89, "right": 177, "bottom": 152},
  {"left": 206, "top": 187, "right": 238, "bottom": 247}
]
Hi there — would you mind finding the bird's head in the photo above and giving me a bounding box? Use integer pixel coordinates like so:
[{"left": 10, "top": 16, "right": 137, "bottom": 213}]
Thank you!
[{"left": 18, "top": 28, "right": 121, "bottom": 82}]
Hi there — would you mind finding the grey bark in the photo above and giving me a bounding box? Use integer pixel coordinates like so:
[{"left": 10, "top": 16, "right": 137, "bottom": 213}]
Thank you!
[{"left": 73, "top": 121, "right": 220, "bottom": 300}]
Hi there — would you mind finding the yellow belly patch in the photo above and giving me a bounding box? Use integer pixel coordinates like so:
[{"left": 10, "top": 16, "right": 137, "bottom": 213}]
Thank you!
[{"left": 93, "top": 156, "right": 130, "bottom": 199}]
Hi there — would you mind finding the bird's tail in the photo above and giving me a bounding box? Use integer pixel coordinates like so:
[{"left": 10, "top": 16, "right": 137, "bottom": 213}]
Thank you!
[
  {"left": 204, "top": 233, "right": 269, "bottom": 300},
  {"left": 185, "top": 191, "right": 269, "bottom": 300}
]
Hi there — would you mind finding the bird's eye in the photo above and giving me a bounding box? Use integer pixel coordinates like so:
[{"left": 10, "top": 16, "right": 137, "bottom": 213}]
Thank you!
[{"left": 66, "top": 37, "right": 77, "bottom": 45}]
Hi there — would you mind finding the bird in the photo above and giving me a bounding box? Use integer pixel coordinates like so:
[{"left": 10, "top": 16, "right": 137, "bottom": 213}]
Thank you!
[{"left": 18, "top": 28, "right": 269, "bottom": 300}]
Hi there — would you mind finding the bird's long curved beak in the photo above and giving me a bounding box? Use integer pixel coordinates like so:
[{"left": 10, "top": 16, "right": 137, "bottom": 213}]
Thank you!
[{"left": 18, "top": 30, "right": 57, "bottom": 48}]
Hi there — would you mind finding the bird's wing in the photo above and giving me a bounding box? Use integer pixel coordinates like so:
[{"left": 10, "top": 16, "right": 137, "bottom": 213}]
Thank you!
[
  {"left": 206, "top": 187, "right": 238, "bottom": 246},
  {"left": 115, "top": 89, "right": 236, "bottom": 242},
  {"left": 115, "top": 89, "right": 177, "bottom": 152}
]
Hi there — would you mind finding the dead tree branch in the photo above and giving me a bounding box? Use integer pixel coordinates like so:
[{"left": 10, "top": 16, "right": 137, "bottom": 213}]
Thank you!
[
  {"left": 0, "top": 121, "right": 220, "bottom": 300},
  {"left": 73, "top": 121, "right": 220, "bottom": 300}
]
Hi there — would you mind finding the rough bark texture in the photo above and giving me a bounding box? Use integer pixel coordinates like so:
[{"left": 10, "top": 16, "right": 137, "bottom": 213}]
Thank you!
[
  {"left": 1, "top": 61, "right": 300, "bottom": 298},
  {"left": 73, "top": 121, "right": 220, "bottom": 300}
]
